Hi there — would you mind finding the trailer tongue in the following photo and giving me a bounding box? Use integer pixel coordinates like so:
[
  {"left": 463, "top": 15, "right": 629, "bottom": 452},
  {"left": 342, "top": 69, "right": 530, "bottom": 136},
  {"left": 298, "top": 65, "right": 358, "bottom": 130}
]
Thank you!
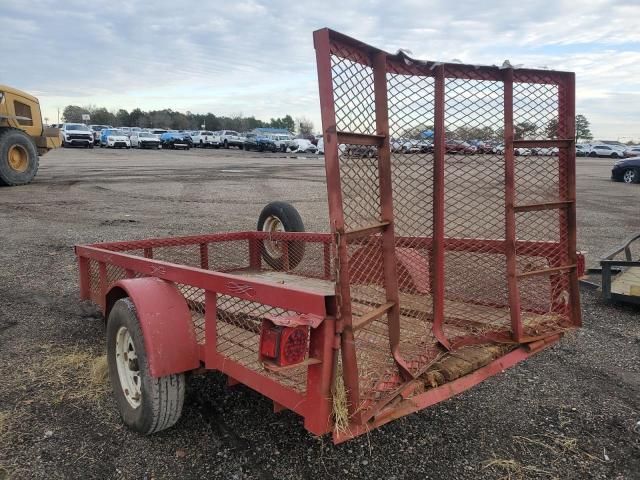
[{"left": 76, "top": 28, "right": 580, "bottom": 443}]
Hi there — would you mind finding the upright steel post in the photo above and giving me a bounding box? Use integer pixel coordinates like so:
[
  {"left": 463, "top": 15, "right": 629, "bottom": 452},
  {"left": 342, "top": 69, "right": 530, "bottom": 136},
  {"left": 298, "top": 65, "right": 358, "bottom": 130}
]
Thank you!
[
  {"left": 372, "top": 51, "right": 413, "bottom": 379},
  {"left": 313, "top": 28, "right": 361, "bottom": 416},
  {"left": 431, "top": 65, "right": 450, "bottom": 349},
  {"left": 503, "top": 68, "right": 523, "bottom": 341},
  {"left": 559, "top": 73, "right": 582, "bottom": 327}
]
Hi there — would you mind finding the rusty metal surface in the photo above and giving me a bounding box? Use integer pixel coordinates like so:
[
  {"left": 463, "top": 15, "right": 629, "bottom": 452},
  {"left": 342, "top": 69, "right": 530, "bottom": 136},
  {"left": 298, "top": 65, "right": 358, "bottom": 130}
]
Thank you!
[
  {"left": 74, "top": 27, "right": 579, "bottom": 442},
  {"left": 314, "top": 28, "right": 579, "bottom": 425}
]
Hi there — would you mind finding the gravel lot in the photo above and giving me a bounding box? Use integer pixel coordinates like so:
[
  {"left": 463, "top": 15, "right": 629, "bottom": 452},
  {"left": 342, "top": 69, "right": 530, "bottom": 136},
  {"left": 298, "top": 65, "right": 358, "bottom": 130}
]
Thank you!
[{"left": 0, "top": 147, "right": 638, "bottom": 479}]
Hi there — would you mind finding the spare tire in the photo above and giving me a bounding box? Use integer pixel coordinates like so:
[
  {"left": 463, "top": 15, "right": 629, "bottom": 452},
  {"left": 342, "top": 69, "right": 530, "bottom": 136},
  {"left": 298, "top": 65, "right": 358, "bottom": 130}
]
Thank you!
[
  {"left": 257, "top": 202, "right": 305, "bottom": 270},
  {"left": 0, "top": 129, "right": 39, "bottom": 186}
]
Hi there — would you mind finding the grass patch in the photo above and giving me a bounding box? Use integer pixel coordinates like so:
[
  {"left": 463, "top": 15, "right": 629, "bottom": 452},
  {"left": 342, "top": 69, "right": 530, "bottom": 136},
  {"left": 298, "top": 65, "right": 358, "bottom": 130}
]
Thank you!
[
  {"left": 332, "top": 370, "right": 349, "bottom": 436},
  {"left": 44, "top": 351, "right": 110, "bottom": 403},
  {"left": 0, "top": 412, "right": 7, "bottom": 437},
  {"left": 482, "top": 457, "right": 552, "bottom": 479}
]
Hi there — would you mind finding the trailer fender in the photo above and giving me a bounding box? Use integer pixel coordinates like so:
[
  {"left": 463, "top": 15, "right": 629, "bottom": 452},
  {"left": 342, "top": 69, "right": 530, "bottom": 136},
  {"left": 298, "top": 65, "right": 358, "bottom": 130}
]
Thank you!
[{"left": 105, "top": 278, "right": 199, "bottom": 377}]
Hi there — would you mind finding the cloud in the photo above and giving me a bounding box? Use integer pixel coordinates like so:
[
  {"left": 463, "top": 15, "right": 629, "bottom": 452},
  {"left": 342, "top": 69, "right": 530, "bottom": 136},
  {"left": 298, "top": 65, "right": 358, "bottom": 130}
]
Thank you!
[{"left": 1, "top": 0, "right": 638, "bottom": 138}]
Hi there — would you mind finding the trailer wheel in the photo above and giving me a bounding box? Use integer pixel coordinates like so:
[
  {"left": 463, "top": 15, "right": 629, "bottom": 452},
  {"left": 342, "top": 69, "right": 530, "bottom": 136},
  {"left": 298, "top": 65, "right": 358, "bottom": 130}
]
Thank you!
[
  {"left": 0, "top": 129, "right": 39, "bottom": 186},
  {"left": 257, "top": 201, "right": 305, "bottom": 270},
  {"left": 106, "top": 298, "right": 185, "bottom": 434}
]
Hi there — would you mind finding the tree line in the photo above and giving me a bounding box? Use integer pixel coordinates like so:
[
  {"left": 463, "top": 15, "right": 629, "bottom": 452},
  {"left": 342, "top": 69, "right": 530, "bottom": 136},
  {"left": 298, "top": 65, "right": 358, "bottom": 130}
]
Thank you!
[
  {"left": 61, "top": 105, "right": 316, "bottom": 134},
  {"left": 400, "top": 114, "right": 593, "bottom": 142}
]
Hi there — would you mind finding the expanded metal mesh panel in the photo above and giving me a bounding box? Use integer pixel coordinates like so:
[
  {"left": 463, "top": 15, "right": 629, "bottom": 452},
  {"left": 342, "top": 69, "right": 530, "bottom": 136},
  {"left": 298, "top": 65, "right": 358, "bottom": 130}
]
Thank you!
[
  {"left": 216, "top": 295, "right": 308, "bottom": 392},
  {"left": 442, "top": 75, "right": 509, "bottom": 339},
  {"left": 330, "top": 42, "right": 376, "bottom": 135},
  {"left": 515, "top": 156, "right": 561, "bottom": 205},
  {"left": 88, "top": 259, "right": 100, "bottom": 303},
  {"left": 153, "top": 244, "right": 202, "bottom": 269},
  {"left": 513, "top": 82, "right": 559, "bottom": 140},
  {"left": 339, "top": 152, "right": 381, "bottom": 231},
  {"left": 208, "top": 240, "right": 250, "bottom": 272},
  {"left": 175, "top": 284, "right": 206, "bottom": 344},
  {"left": 322, "top": 33, "right": 577, "bottom": 419}
]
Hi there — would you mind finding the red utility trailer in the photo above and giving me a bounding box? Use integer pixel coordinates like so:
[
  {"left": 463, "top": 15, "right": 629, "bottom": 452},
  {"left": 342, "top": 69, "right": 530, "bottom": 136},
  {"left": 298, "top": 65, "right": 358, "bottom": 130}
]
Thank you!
[{"left": 76, "top": 28, "right": 581, "bottom": 443}]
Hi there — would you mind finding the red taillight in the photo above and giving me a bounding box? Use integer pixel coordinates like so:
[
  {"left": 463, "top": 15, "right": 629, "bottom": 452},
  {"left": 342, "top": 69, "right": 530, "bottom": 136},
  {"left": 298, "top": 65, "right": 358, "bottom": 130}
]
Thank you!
[{"left": 259, "top": 319, "right": 308, "bottom": 367}]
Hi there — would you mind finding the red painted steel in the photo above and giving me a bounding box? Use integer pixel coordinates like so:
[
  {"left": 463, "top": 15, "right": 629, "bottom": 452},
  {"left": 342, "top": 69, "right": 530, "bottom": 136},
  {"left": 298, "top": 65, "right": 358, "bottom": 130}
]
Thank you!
[
  {"left": 432, "top": 64, "right": 449, "bottom": 350},
  {"left": 74, "top": 28, "right": 580, "bottom": 443},
  {"left": 106, "top": 278, "right": 200, "bottom": 377},
  {"left": 332, "top": 340, "right": 558, "bottom": 444},
  {"left": 503, "top": 67, "right": 524, "bottom": 341},
  {"left": 314, "top": 27, "right": 362, "bottom": 419}
]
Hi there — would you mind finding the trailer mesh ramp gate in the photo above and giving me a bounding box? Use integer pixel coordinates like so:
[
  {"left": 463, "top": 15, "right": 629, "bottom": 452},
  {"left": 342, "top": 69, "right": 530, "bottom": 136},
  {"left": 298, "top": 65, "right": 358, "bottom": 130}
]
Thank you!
[{"left": 314, "top": 29, "right": 581, "bottom": 427}]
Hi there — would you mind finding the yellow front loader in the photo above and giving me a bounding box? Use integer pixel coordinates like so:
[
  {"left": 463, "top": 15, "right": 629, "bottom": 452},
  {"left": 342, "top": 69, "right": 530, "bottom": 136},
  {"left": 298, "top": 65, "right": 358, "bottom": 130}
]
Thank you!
[{"left": 0, "top": 85, "right": 60, "bottom": 186}]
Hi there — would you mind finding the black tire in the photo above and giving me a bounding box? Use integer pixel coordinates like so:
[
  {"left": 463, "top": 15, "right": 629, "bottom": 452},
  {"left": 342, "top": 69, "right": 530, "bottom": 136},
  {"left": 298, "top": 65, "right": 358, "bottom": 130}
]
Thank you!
[
  {"left": 611, "top": 152, "right": 619, "bottom": 158},
  {"left": 88, "top": 143, "right": 94, "bottom": 149},
  {"left": 106, "top": 298, "right": 185, "bottom": 434},
  {"left": 0, "top": 129, "right": 39, "bottom": 186},
  {"left": 257, "top": 202, "right": 305, "bottom": 270},
  {"left": 623, "top": 168, "right": 640, "bottom": 184},
  {"left": 589, "top": 151, "right": 597, "bottom": 157},
  {"left": 224, "top": 140, "right": 229, "bottom": 149}
]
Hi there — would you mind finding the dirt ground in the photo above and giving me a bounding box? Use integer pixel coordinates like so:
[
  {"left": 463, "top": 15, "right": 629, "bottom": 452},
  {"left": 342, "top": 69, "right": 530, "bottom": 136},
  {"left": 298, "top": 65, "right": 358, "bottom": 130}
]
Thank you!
[{"left": 0, "top": 147, "right": 638, "bottom": 479}]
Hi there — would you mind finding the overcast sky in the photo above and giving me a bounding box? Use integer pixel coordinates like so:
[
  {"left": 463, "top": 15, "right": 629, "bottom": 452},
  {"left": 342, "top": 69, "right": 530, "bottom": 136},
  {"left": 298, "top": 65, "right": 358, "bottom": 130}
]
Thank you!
[{"left": 2, "top": 0, "right": 639, "bottom": 139}]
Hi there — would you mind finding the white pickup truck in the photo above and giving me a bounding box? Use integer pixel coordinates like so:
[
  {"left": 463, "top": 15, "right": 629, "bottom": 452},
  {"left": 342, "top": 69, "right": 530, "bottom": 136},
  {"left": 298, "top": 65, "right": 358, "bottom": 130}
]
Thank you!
[
  {"left": 268, "top": 134, "right": 298, "bottom": 152},
  {"left": 217, "top": 130, "right": 245, "bottom": 149},
  {"left": 191, "top": 131, "right": 221, "bottom": 148}
]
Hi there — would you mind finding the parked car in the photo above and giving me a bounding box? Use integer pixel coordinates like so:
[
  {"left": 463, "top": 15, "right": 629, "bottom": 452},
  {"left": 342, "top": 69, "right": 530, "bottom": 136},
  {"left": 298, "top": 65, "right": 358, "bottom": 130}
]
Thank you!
[
  {"left": 316, "top": 137, "right": 324, "bottom": 154},
  {"left": 217, "top": 130, "right": 245, "bottom": 149},
  {"left": 588, "top": 144, "right": 625, "bottom": 158},
  {"left": 344, "top": 144, "right": 375, "bottom": 157},
  {"left": 160, "top": 132, "right": 191, "bottom": 150},
  {"left": 623, "top": 146, "right": 640, "bottom": 158},
  {"left": 89, "top": 124, "right": 111, "bottom": 145},
  {"left": 611, "top": 157, "right": 640, "bottom": 183},
  {"left": 191, "top": 131, "right": 221, "bottom": 148},
  {"left": 244, "top": 133, "right": 277, "bottom": 152},
  {"left": 576, "top": 144, "right": 589, "bottom": 157},
  {"left": 391, "top": 139, "right": 420, "bottom": 154},
  {"left": 446, "top": 140, "right": 477, "bottom": 154},
  {"left": 531, "top": 147, "right": 559, "bottom": 156},
  {"left": 514, "top": 147, "right": 532, "bottom": 156},
  {"left": 268, "top": 134, "right": 297, "bottom": 152},
  {"left": 293, "top": 138, "right": 318, "bottom": 154},
  {"left": 59, "top": 123, "right": 94, "bottom": 148},
  {"left": 149, "top": 129, "right": 167, "bottom": 139},
  {"left": 130, "top": 131, "right": 160, "bottom": 149},
  {"left": 100, "top": 129, "right": 131, "bottom": 148}
]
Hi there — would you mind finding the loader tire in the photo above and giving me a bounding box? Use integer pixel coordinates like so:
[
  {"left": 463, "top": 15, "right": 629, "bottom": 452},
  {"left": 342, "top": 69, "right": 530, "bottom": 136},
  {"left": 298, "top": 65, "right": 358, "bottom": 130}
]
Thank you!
[
  {"left": 257, "top": 201, "right": 305, "bottom": 270},
  {"left": 107, "top": 298, "right": 185, "bottom": 434},
  {"left": 0, "top": 129, "right": 39, "bottom": 186}
]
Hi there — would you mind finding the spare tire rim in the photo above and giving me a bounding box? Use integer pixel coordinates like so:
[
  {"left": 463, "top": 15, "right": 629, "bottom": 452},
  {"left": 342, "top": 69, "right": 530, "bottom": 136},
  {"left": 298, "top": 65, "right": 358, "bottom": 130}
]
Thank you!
[
  {"left": 263, "top": 215, "right": 285, "bottom": 258},
  {"left": 8, "top": 144, "right": 29, "bottom": 173},
  {"left": 115, "top": 326, "right": 142, "bottom": 408},
  {"left": 623, "top": 170, "right": 635, "bottom": 183}
]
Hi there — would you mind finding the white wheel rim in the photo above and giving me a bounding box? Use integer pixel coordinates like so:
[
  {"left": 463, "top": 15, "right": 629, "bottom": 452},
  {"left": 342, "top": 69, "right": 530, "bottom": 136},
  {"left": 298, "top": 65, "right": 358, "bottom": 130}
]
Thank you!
[
  {"left": 115, "top": 326, "right": 142, "bottom": 408},
  {"left": 262, "top": 215, "right": 285, "bottom": 258},
  {"left": 624, "top": 170, "right": 634, "bottom": 183}
]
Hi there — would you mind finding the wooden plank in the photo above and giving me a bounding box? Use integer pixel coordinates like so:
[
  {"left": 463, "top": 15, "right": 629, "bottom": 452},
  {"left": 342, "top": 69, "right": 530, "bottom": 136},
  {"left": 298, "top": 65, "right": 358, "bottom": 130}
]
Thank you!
[
  {"left": 230, "top": 270, "right": 336, "bottom": 296},
  {"left": 344, "top": 221, "right": 389, "bottom": 241},
  {"left": 517, "top": 264, "right": 575, "bottom": 278},
  {"left": 336, "top": 131, "right": 385, "bottom": 146},
  {"left": 352, "top": 302, "right": 394, "bottom": 331},
  {"left": 611, "top": 267, "right": 640, "bottom": 296},
  {"left": 352, "top": 285, "right": 560, "bottom": 330}
]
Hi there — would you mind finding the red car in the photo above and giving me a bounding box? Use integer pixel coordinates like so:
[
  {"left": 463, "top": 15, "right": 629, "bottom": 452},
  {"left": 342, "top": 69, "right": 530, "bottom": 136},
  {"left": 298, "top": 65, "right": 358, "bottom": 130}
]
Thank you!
[{"left": 445, "top": 140, "right": 477, "bottom": 154}]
